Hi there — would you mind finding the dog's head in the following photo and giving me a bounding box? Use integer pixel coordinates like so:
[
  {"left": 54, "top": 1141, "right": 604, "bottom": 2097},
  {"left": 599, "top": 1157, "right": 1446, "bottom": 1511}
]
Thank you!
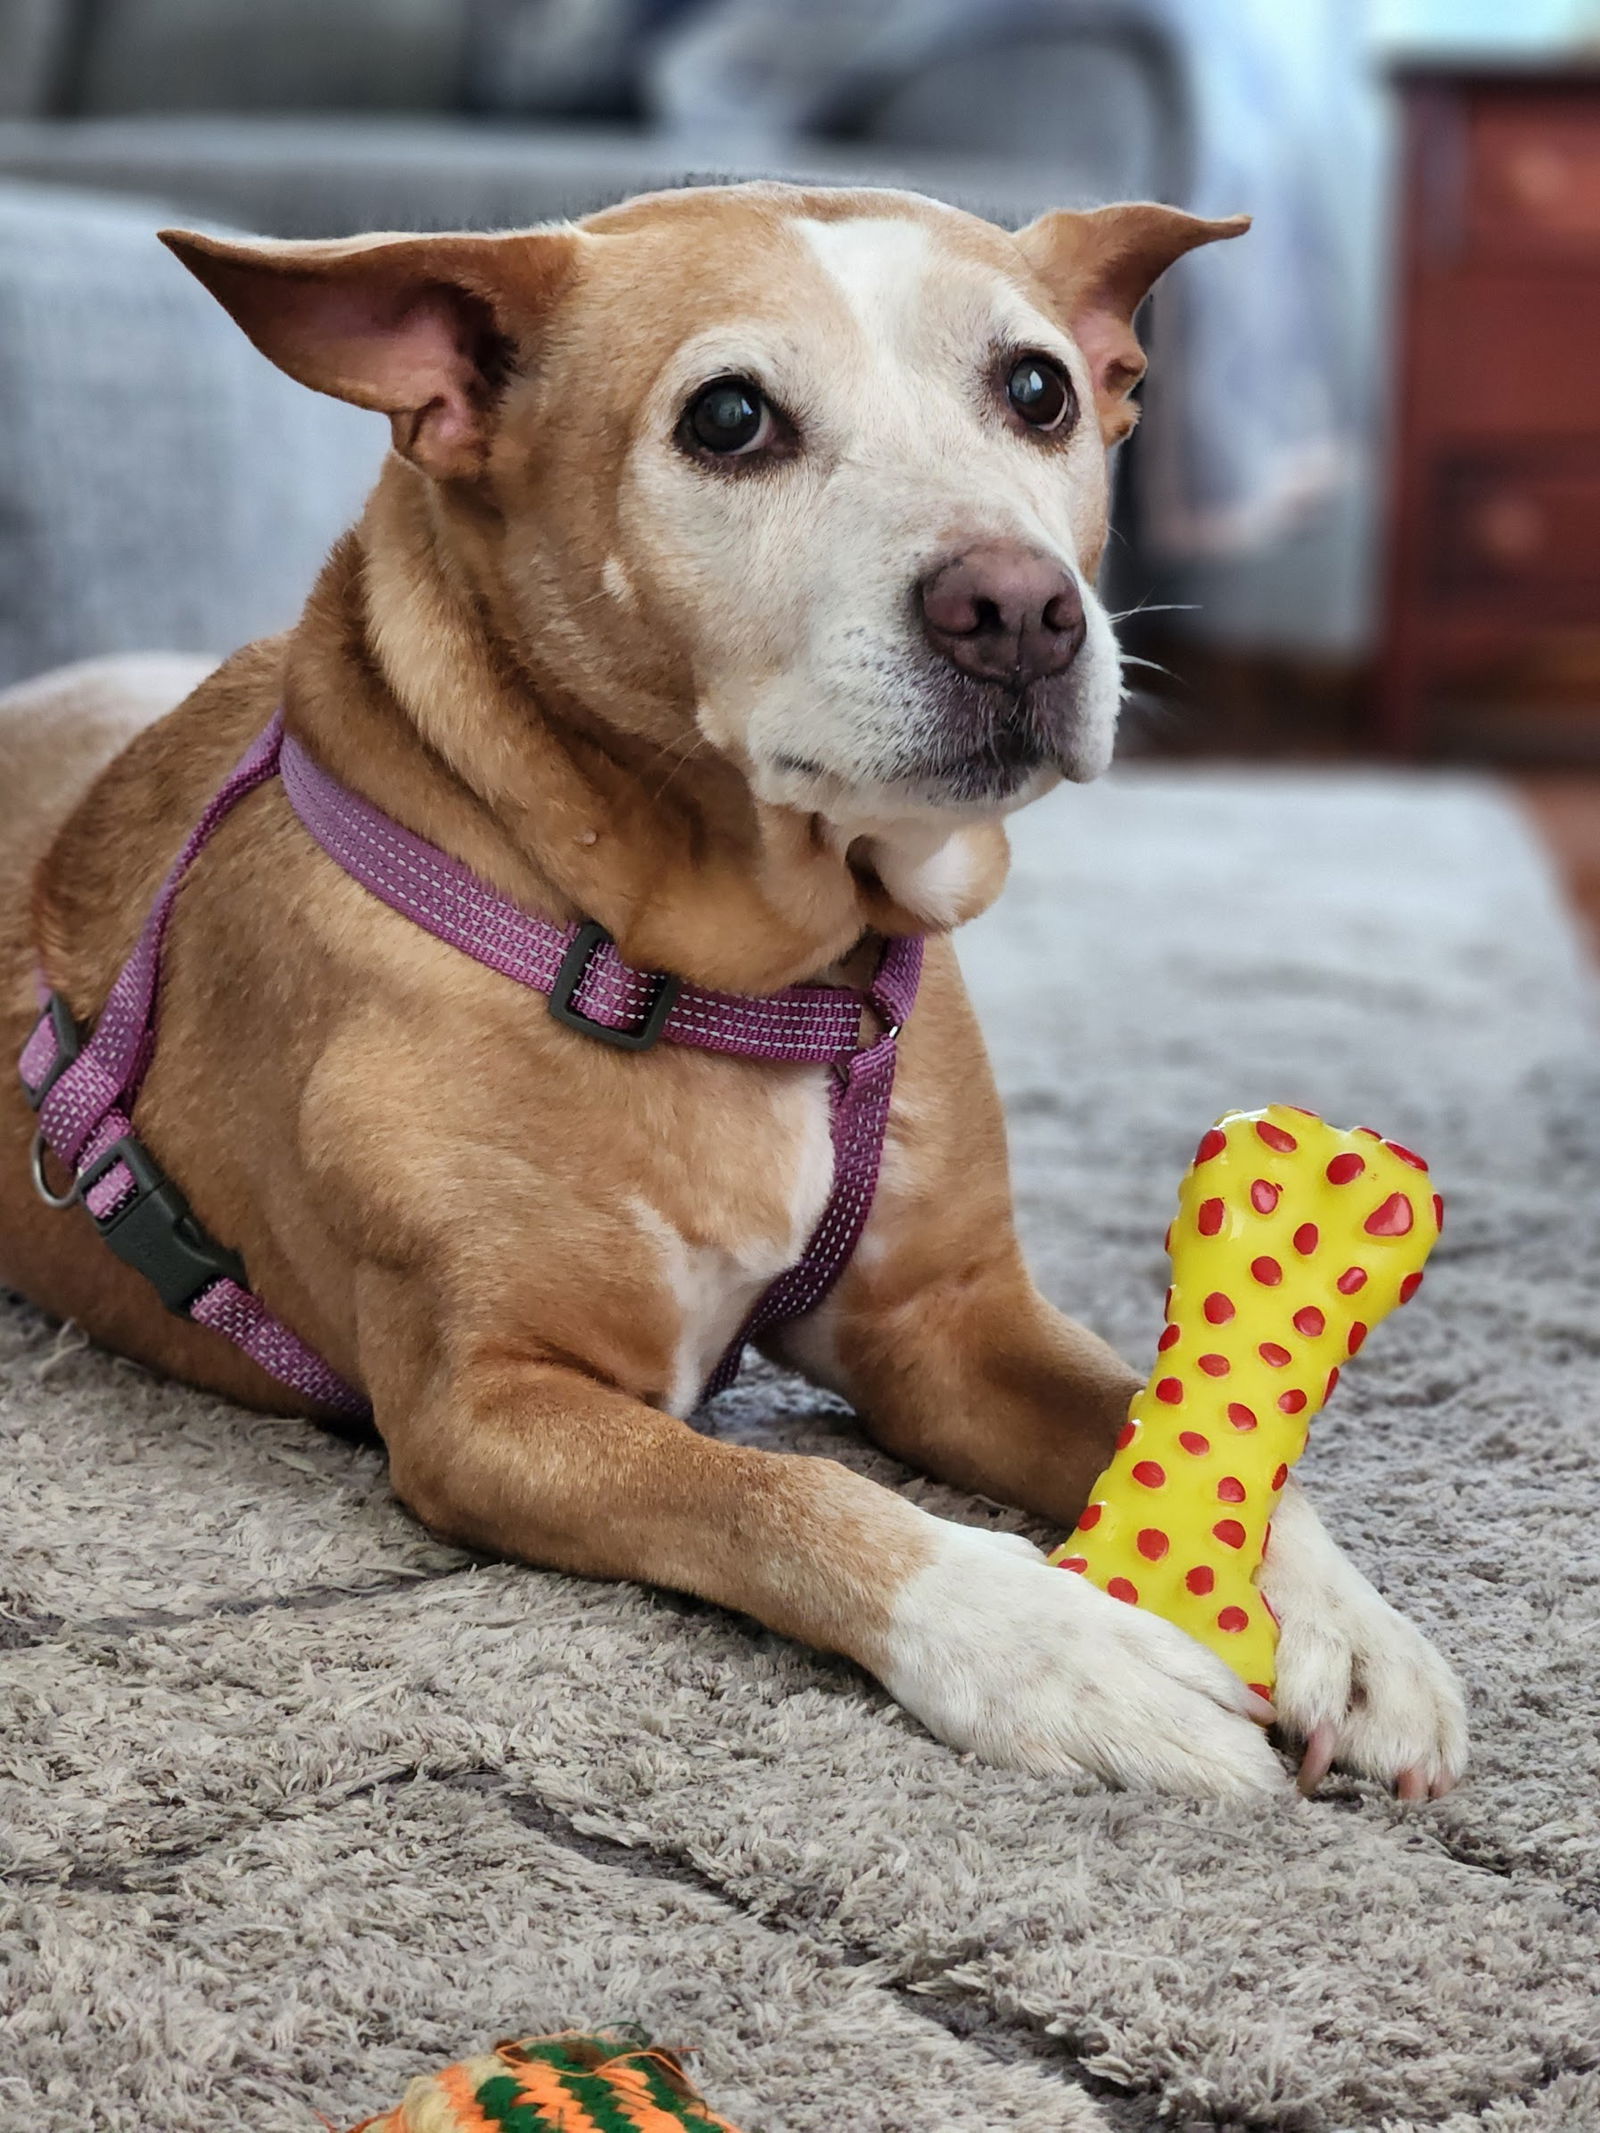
[{"left": 164, "top": 185, "right": 1243, "bottom": 844}]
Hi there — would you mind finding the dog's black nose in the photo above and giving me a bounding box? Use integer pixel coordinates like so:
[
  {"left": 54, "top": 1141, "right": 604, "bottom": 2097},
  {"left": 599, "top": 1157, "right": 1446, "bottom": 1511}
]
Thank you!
[{"left": 918, "top": 543, "right": 1086, "bottom": 687}]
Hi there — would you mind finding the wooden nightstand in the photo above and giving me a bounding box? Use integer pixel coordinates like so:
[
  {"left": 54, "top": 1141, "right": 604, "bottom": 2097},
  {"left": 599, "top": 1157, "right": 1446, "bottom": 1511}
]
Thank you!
[{"left": 1379, "top": 58, "right": 1600, "bottom": 757}]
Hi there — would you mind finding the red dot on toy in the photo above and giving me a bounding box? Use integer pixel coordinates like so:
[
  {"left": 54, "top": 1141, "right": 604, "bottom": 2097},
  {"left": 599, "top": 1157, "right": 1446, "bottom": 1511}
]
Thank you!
[
  {"left": 1204, "top": 1291, "right": 1236, "bottom": 1324},
  {"left": 1278, "top": 1389, "right": 1308, "bottom": 1414},
  {"left": 1348, "top": 1322, "right": 1368, "bottom": 1355},
  {"left": 1195, "top": 1127, "right": 1227, "bottom": 1164},
  {"left": 1198, "top": 1198, "right": 1225, "bottom": 1236},
  {"left": 1324, "top": 1366, "right": 1341, "bottom": 1398},
  {"left": 1293, "top": 1306, "right": 1325, "bottom": 1338},
  {"left": 1136, "top": 1528, "right": 1170, "bottom": 1561},
  {"left": 1213, "top": 1519, "right": 1246, "bottom": 1550},
  {"left": 1400, "top": 1271, "right": 1424, "bottom": 1303},
  {"left": 1337, "top": 1265, "right": 1368, "bottom": 1294},
  {"left": 1364, "top": 1192, "right": 1414, "bottom": 1238},
  {"left": 1433, "top": 1193, "right": 1445, "bottom": 1231},
  {"left": 1217, "top": 1475, "right": 1247, "bottom": 1503},
  {"left": 1077, "top": 1502, "right": 1103, "bottom": 1530},
  {"left": 1186, "top": 1564, "right": 1216, "bottom": 1595},
  {"left": 1271, "top": 1463, "right": 1289, "bottom": 1490},
  {"left": 1217, "top": 1605, "right": 1250, "bottom": 1633},
  {"left": 1117, "top": 1421, "right": 1138, "bottom": 1450},
  {"left": 1059, "top": 1556, "right": 1088, "bottom": 1574},
  {"left": 1133, "top": 1460, "right": 1166, "bottom": 1489},
  {"left": 1385, "top": 1139, "right": 1428, "bottom": 1171},
  {"left": 1256, "top": 1121, "right": 1298, "bottom": 1153},
  {"left": 1107, "top": 1576, "right": 1139, "bottom": 1604},
  {"left": 1251, "top": 1256, "right": 1283, "bottom": 1287},
  {"left": 1227, "top": 1403, "right": 1258, "bottom": 1431},
  {"left": 1158, "top": 1324, "right": 1181, "bottom": 1352},
  {"left": 1293, "top": 1222, "right": 1319, "bottom": 1255},
  {"left": 1198, "top": 1353, "right": 1231, "bottom": 1377},
  {"left": 1259, "top": 1341, "right": 1291, "bottom": 1367},
  {"left": 1250, "top": 1179, "right": 1280, "bottom": 1214},
  {"left": 1327, "top": 1153, "right": 1365, "bottom": 1185},
  {"left": 1178, "top": 1430, "right": 1211, "bottom": 1456},
  {"left": 1164, "top": 1223, "right": 1174, "bottom": 1252},
  {"left": 1248, "top": 1681, "right": 1273, "bottom": 1699},
  {"left": 1156, "top": 1377, "right": 1184, "bottom": 1405}
]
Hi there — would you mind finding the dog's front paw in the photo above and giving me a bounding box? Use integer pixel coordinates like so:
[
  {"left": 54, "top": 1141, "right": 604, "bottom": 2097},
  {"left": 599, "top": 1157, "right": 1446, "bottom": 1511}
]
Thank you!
[
  {"left": 1258, "top": 1484, "right": 1467, "bottom": 1800},
  {"left": 878, "top": 1520, "right": 1289, "bottom": 1798}
]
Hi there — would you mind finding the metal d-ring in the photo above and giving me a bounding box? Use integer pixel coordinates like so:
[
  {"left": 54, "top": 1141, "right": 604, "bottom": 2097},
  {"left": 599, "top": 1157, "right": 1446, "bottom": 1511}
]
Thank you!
[{"left": 29, "top": 1127, "right": 80, "bottom": 1211}]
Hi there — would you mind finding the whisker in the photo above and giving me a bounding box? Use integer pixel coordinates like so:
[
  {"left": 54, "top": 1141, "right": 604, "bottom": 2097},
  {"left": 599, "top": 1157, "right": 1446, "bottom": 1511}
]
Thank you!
[
  {"left": 646, "top": 727, "right": 717, "bottom": 807},
  {"left": 1120, "top": 653, "right": 1177, "bottom": 680},
  {"left": 1107, "top": 600, "right": 1201, "bottom": 623}
]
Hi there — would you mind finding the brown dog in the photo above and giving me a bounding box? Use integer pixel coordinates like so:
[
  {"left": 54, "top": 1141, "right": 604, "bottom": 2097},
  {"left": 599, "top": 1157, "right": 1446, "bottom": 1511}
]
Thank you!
[{"left": 0, "top": 183, "right": 1465, "bottom": 1798}]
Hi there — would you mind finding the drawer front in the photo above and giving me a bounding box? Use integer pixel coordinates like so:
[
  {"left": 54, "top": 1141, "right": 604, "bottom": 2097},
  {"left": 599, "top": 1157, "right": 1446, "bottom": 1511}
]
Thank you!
[
  {"left": 1410, "top": 270, "right": 1600, "bottom": 436},
  {"left": 1430, "top": 451, "right": 1600, "bottom": 607},
  {"left": 1464, "top": 90, "right": 1600, "bottom": 253}
]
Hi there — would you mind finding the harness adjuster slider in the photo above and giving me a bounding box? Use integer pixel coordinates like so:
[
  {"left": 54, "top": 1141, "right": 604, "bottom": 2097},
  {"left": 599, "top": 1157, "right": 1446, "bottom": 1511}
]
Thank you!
[
  {"left": 20, "top": 992, "right": 81, "bottom": 1110},
  {"left": 548, "top": 921, "right": 681, "bottom": 1052},
  {"left": 77, "top": 1134, "right": 247, "bottom": 1317}
]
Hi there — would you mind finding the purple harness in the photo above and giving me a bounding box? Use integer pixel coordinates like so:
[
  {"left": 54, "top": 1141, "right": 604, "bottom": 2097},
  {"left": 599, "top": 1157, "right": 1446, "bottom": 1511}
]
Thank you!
[{"left": 19, "top": 711, "right": 923, "bottom": 1416}]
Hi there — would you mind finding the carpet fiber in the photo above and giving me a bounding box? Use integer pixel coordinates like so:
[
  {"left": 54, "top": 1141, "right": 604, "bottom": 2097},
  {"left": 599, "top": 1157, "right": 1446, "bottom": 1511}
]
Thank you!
[{"left": 4, "top": 766, "right": 1599, "bottom": 2132}]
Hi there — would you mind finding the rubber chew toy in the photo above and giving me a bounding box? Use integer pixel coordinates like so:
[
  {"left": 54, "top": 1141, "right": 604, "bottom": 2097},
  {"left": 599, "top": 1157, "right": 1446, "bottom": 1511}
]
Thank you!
[
  {"left": 1050, "top": 1105, "right": 1441, "bottom": 1696},
  {"left": 346, "top": 2029, "right": 743, "bottom": 2132}
]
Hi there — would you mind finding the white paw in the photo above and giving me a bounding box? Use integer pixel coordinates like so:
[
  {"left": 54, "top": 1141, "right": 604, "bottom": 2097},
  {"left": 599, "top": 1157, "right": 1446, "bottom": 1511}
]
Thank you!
[
  {"left": 1258, "top": 1482, "right": 1467, "bottom": 1800},
  {"left": 879, "top": 1519, "right": 1288, "bottom": 1798}
]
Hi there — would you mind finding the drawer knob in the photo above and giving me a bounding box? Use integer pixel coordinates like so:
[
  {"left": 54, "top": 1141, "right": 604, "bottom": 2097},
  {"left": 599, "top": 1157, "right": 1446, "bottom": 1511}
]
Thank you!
[
  {"left": 1471, "top": 492, "right": 1545, "bottom": 564},
  {"left": 1505, "top": 146, "right": 1571, "bottom": 210}
]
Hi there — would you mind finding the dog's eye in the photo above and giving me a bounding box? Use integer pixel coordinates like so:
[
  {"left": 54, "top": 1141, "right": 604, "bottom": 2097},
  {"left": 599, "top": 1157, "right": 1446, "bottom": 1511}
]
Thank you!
[
  {"left": 684, "top": 376, "right": 773, "bottom": 456},
  {"left": 1005, "top": 354, "right": 1075, "bottom": 434}
]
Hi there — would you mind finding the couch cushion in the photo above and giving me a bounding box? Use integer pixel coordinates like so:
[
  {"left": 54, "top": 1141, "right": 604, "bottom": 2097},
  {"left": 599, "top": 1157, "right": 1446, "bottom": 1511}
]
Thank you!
[
  {"left": 0, "top": 181, "right": 382, "bottom": 687},
  {"left": 0, "top": 0, "right": 69, "bottom": 119},
  {"left": 69, "top": 0, "right": 467, "bottom": 115}
]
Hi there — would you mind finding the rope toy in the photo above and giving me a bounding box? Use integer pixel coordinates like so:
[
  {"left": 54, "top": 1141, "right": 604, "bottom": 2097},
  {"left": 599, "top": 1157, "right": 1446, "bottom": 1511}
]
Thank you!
[
  {"left": 345, "top": 2028, "right": 744, "bottom": 2132},
  {"left": 1050, "top": 1105, "right": 1441, "bottom": 1695}
]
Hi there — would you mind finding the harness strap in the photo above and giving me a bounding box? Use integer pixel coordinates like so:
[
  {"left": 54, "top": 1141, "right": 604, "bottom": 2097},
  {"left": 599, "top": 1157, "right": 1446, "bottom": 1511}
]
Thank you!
[
  {"left": 280, "top": 732, "right": 877, "bottom": 1064},
  {"left": 20, "top": 712, "right": 923, "bottom": 1414}
]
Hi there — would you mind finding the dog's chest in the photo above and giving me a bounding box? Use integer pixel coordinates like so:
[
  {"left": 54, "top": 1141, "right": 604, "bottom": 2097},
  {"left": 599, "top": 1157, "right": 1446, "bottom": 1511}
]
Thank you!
[{"left": 628, "top": 1066, "right": 836, "bottom": 1414}]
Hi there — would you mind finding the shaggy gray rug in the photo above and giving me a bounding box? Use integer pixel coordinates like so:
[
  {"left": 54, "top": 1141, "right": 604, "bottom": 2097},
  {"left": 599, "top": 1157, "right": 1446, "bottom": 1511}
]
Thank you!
[{"left": 4, "top": 765, "right": 1600, "bottom": 2133}]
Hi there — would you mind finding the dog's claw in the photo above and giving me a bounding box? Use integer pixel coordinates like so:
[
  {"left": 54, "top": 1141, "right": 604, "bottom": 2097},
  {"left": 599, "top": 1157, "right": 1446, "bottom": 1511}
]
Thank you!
[
  {"left": 1396, "top": 1764, "right": 1430, "bottom": 1804},
  {"left": 1296, "top": 1720, "right": 1337, "bottom": 1795}
]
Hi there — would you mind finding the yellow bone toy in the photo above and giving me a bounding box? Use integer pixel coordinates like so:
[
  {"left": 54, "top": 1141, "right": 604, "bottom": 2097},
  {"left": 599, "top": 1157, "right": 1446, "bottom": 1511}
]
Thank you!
[{"left": 1050, "top": 1105, "right": 1440, "bottom": 1696}]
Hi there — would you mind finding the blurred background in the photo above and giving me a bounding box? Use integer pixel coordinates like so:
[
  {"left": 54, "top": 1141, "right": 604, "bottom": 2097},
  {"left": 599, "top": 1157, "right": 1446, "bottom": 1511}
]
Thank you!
[{"left": 5, "top": 0, "right": 1600, "bottom": 936}]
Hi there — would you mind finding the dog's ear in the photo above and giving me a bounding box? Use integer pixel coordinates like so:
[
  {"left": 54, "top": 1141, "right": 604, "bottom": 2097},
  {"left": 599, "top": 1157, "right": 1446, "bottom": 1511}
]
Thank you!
[
  {"left": 1016, "top": 203, "right": 1249, "bottom": 443},
  {"left": 159, "top": 227, "right": 580, "bottom": 480}
]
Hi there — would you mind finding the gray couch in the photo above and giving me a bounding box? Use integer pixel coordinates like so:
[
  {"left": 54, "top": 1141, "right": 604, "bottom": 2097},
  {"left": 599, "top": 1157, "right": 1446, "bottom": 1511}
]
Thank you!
[{"left": 0, "top": 1, "right": 1187, "bottom": 687}]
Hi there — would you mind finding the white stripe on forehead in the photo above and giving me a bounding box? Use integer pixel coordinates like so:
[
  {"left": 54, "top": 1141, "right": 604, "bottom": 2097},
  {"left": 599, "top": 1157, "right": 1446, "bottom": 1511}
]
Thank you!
[
  {"left": 795, "top": 212, "right": 1069, "bottom": 371},
  {"left": 794, "top": 216, "right": 937, "bottom": 346}
]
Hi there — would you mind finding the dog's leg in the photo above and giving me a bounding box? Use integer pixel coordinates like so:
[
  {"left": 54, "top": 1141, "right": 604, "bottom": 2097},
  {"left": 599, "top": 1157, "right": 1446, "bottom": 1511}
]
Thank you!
[
  {"left": 1258, "top": 1479, "right": 1466, "bottom": 1798},
  {"left": 370, "top": 1335, "right": 1284, "bottom": 1797},
  {"left": 778, "top": 1246, "right": 1138, "bottom": 1530}
]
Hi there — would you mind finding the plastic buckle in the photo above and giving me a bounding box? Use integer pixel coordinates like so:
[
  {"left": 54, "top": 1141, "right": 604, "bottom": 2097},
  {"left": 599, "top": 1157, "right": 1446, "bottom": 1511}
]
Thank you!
[
  {"left": 20, "top": 992, "right": 81, "bottom": 1109},
  {"left": 77, "top": 1134, "right": 247, "bottom": 1316},
  {"left": 548, "top": 921, "right": 680, "bottom": 1053}
]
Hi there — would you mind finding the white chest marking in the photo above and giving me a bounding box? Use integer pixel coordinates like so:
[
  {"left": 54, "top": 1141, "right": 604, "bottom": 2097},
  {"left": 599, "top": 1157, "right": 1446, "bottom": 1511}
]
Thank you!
[{"left": 632, "top": 1073, "right": 836, "bottom": 1415}]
